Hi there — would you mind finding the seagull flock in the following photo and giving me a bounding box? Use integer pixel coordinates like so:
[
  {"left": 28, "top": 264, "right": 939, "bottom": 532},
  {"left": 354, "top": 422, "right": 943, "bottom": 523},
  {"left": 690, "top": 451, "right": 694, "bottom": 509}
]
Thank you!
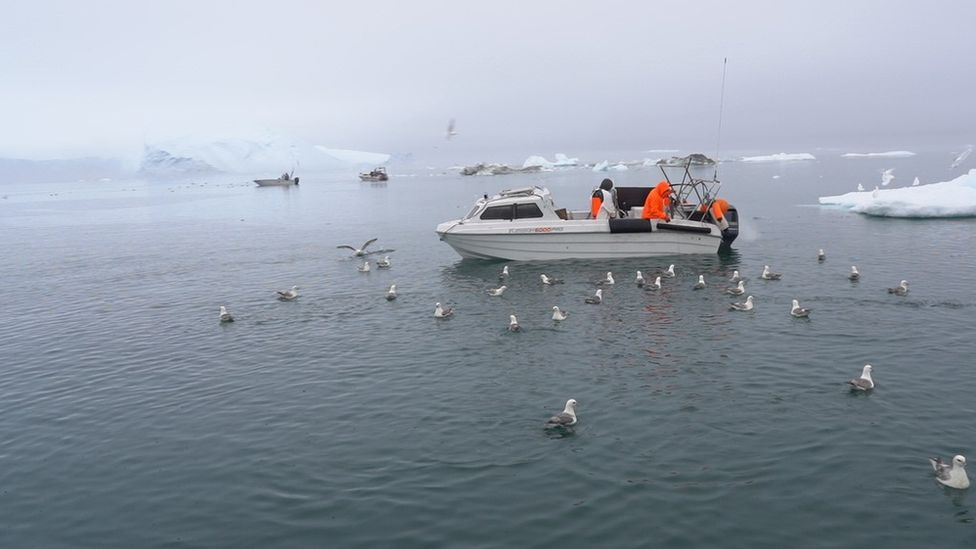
[{"left": 218, "top": 241, "right": 964, "bottom": 490}]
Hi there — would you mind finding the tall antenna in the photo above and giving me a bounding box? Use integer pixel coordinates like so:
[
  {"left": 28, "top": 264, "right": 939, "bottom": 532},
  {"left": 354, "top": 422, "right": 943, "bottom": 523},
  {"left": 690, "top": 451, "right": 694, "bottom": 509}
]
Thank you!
[{"left": 714, "top": 57, "right": 728, "bottom": 178}]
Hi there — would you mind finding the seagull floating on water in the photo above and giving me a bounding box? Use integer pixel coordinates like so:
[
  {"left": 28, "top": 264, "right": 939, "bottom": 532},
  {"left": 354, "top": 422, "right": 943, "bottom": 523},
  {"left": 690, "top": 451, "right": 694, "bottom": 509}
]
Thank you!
[
  {"left": 219, "top": 305, "right": 234, "bottom": 323},
  {"left": 790, "top": 299, "right": 811, "bottom": 318},
  {"left": 377, "top": 255, "right": 392, "bottom": 269},
  {"left": 848, "top": 364, "right": 874, "bottom": 391},
  {"left": 726, "top": 280, "right": 746, "bottom": 295},
  {"left": 552, "top": 306, "right": 569, "bottom": 321},
  {"left": 386, "top": 284, "right": 397, "bottom": 301},
  {"left": 434, "top": 302, "right": 454, "bottom": 318},
  {"left": 887, "top": 280, "right": 909, "bottom": 296},
  {"left": 817, "top": 249, "right": 826, "bottom": 262},
  {"left": 585, "top": 289, "right": 603, "bottom": 304},
  {"left": 487, "top": 285, "right": 507, "bottom": 297},
  {"left": 499, "top": 265, "right": 510, "bottom": 279},
  {"left": 647, "top": 276, "right": 662, "bottom": 291},
  {"left": 857, "top": 183, "right": 865, "bottom": 191},
  {"left": 663, "top": 264, "right": 676, "bottom": 278},
  {"left": 508, "top": 314, "right": 521, "bottom": 332},
  {"left": 540, "top": 274, "right": 563, "bottom": 285},
  {"left": 276, "top": 286, "right": 300, "bottom": 301},
  {"left": 598, "top": 271, "right": 615, "bottom": 285},
  {"left": 730, "top": 295, "right": 755, "bottom": 311},
  {"left": 693, "top": 275, "right": 706, "bottom": 290},
  {"left": 545, "top": 399, "right": 578, "bottom": 428},
  {"left": 730, "top": 270, "right": 741, "bottom": 282},
  {"left": 912, "top": 176, "right": 920, "bottom": 187},
  {"left": 357, "top": 261, "right": 371, "bottom": 273},
  {"left": 849, "top": 266, "right": 860, "bottom": 281},
  {"left": 337, "top": 238, "right": 378, "bottom": 256},
  {"left": 930, "top": 455, "right": 970, "bottom": 489},
  {"left": 761, "top": 265, "right": 782, "bottom": 280}
]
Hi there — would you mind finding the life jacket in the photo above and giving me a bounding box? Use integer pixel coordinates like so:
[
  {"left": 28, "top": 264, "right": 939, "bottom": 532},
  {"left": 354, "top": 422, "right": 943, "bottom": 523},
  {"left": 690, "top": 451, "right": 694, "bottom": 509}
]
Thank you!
[
  {"left": 591, "top": 190, "right": 602, "bottom": 218},
  {"left": 710, "top": 198, "right": 729, "bottom": 221}
]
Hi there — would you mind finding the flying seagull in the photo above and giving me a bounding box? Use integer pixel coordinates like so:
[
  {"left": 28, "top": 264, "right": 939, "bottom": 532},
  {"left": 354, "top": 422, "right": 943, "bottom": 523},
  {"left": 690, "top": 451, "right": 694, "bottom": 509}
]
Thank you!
[
  {"left": 930, "top": 455, "right": 970, "bottom": 489},
  {"left": 219, "top": 305, "right": 234, "bottom": 323},
  {"left": 848, "top": 364, "right": 874, "bottom": 391},
  {"left": 545, "top": 399, "right": 578, "bottom": 428},
  {"left": 337, "top": 238, "right": 378, "bottom": 256},
  {"left": 276, "top": 286, "right": 300, "bottom": 301}
]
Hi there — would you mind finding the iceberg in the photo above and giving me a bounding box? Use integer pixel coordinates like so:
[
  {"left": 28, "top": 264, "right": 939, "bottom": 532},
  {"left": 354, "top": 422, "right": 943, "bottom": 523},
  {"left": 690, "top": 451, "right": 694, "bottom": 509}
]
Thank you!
[
  {"left": 818, "top": 169, "right": 976, "bottom": 218},
  {"left": 740, "top": 153, "right": 816, "bottom": 163},
  {"left": 609, "top": 163, "right": 629, "bottom": 171},
  {"left": 841, "top": 151, "right": 915, "bottom": 158},
  {"left": 522, "top": 153, "right": 579, "bottom": 169},
  {"left": 951, "top": 145, "right": 973, "bottom": 169},
  {"left": 591, "top": 160, "right": 610, "bottom": 172}
]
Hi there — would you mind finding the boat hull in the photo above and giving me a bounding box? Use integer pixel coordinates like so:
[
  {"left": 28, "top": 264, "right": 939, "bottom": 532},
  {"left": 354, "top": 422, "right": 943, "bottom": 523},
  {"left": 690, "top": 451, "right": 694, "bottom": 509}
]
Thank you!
[
  {"left": 254, "top": 179, "right": 297, "bottom": 187},
  {"left": 436, "top": 220, "right": 722, "bottom": 261}
]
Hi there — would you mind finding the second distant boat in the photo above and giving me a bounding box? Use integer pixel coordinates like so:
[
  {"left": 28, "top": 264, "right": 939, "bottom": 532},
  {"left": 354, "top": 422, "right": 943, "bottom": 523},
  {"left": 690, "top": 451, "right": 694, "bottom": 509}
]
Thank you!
[{"left": 359, "top": 167, "right": 389, "bottom": 182}]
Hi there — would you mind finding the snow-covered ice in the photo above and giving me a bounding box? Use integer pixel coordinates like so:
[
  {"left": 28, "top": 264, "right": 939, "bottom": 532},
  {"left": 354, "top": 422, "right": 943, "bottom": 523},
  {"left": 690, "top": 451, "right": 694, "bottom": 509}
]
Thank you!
[
  {"left": 591, "top": 160, "right": 610, "bottom": 172},
  {"left": 841, "top": 151, "right": 915, "bottom": 158},
  {"left": 881, "top": 168, "right": 895, "bottom": 186},
  {"left": 609, "top": 163, "right": 628, "bottom": 171},
  {"left": 740, "top": 153, "right": 816, "bottom": 163},
  {"left": 315, "top": 147, "right": 390, "bottom": 165},
  {"left": 522, "top": 153, "right": 579, "bottom": 169},
  {"left": 818, "top": 169, "right": 976, "bottom": 218}
]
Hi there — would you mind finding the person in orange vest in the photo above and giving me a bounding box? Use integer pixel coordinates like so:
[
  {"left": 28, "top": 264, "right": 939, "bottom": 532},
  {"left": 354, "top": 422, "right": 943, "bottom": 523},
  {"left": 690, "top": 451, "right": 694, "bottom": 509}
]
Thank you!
[
  {"left": 592, "top": 178, "right": 618, "bottom": 219},
  {"left": 710, "top": 198, "right": 730, "bottom": 230},
  {"left": 641, "top": 180, "right": 672, "bottom": 220}
]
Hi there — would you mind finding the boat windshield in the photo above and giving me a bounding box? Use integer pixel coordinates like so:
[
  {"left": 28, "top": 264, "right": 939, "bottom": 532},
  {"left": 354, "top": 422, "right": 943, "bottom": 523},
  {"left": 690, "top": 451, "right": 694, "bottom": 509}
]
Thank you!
[{"left": 464, "top": 203, "right": 483, "bottom": 220}]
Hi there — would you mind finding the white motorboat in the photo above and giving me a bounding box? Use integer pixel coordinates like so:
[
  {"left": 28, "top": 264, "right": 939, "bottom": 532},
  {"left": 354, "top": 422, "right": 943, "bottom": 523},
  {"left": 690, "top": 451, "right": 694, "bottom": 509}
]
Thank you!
[
  {"left": 255, "top": 171, "right": 299, "bottom": 186},
  {"left": 359, "top": 167, "right": 388, "bottom": 182},
  {"left": 436, "top": 164, "right": 738, "bottom": 261}
]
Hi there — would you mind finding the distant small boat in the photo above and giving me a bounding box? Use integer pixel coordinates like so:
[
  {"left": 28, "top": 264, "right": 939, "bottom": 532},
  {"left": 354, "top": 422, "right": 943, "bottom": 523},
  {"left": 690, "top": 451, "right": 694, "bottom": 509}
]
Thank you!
[
  {"left": 359, "top": 167, "right": 388, "bottom": 182},
  {"left": 255, "top": 171, "right": 299, "bottom": 187}
]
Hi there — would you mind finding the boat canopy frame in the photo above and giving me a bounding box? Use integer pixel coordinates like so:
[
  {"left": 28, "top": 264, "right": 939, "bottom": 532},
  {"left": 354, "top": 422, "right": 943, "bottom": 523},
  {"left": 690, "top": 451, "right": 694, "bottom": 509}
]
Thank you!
[{"left": 658, "top": 162, "right": 724, "bottom": 220}]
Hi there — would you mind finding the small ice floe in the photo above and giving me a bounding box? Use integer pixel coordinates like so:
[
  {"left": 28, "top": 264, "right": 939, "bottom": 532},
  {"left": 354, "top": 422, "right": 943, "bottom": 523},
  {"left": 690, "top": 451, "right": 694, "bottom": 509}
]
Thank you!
[
  {"left": 881, "top": 168, "right": 895, "bottom": 186},
  {"left": 544, "top": 399, "right": 578, "bottom": 428},
  {"left": 849, "top": 266, "right": 860, "bottom": 281},
  {"left": 930, "top": 455, "right": 970, "bottom": 489},
  {"left": 276, "top": 286, "right": 300, "bottom": 301},
  {"left": 761, "top": 265, "right": 782, "bottom": 280},
  {"left": 540, "top": 274, "right": 564, "bottom": 285},
  {"left": 219, "top": 305, "right": 234, "bottom": 323},
  {"left": 337, "top": 238, "right": 378, "bottom": 256},
  {"left": 508, "top": 314, "right": 521, "bottom": 332},
  {"left": 663, "top": 264, "right": 676, "bottom": 278},
  {"left": 434, "top": 302, "right": 454, "bottom": 318},
  {"left": 818, "top": 248, "right": 826, "bottom": 262},
  {"left": 726, "top": 281, "right": 746, "bottom": 295},
  {"left": 857, "top": 183, "right": 865, "bottom": 191},
  {"left": 487, "top": 285, "right": 507, "bottom": 297},
  {"left": 585, "top": 289, "right": 603, "bottom": 304},
  {"left": 848, "top": 364, "right": 874, "bottom": 391},
  {"left": 357, "top": 261, "right": 371, "bottom": 273},
  {"left": 693, "top": 275, "right": 706, "bottom": 290},
  {"left": 790, "top": 299, "right": 811, "bottom": 318},
  {"left": 887, "top": 280, "right": 909, "bottom": 296},
  {"left": 598, "top": 271, "right": 615, "bottom": 285},
  {"left": 730, "top": 295, "right": 755, "bottom": 311},
  {"left": 635, "top": 270, "right": 645, "bottom": 287},
  {"left": 552, "top": 306, "right": 569, "bottom": 321},
  {"left": 386, "top": 284, "right": 397, "bottom": 301},
  {"left": 499, "top": 265, "right": 510, "bottom": 279},
  {"left": 377, "top": 255, "right": 392, "bottom": 268},
  {"left": 730, "top": 270, "right": 741, "bottom": 282}
]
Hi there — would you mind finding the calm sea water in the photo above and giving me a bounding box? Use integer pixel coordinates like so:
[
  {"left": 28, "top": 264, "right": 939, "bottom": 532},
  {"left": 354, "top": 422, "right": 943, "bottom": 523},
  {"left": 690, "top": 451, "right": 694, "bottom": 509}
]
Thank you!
[{"left": 2, "top": 151, "right": 975, "bottom": 548}]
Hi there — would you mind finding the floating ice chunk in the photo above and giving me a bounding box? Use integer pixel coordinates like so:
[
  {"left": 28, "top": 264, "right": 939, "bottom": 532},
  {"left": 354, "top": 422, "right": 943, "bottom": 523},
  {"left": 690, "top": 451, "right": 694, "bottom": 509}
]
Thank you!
[
  {"left": 818, "top": 169, "right": 976, "bottom": 218},
  {"left": 951, "top": 145, "right": 973, "bottom": 169},
  {"left": 641, "top": 158, "right": 661, "bottom": 167},
  {"left": 317, "top": 147, "right": 391, "bottom": 165},
  {"left": 552, "top": 153, "right": 579, "bottom": 167},
  {"left": 881, "top": 168, "right": 895, "bottom": 186},
  {"left": 522, "top": 155, "right": 554, "bottom": 169},
  {"left": 740, "top": 153, "right": 816, "bottom": 163},
  {"left": 592, "top": 160, "right": 610, "bottom": 172},
  {"left": 522, "top": 153, "right": 579, "bottom": 169},
  {"left": 841, "top": 151, "right": 915, "bottom": 158},
  {"left": 609, "top": 163, "right": 628, "bottom": 171}
]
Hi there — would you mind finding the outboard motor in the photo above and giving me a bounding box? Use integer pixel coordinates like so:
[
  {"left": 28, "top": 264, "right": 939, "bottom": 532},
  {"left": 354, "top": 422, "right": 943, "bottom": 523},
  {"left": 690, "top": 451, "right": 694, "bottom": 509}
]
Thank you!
[{"left": 721, "top": 206, "right": 738, "bottom": 245}]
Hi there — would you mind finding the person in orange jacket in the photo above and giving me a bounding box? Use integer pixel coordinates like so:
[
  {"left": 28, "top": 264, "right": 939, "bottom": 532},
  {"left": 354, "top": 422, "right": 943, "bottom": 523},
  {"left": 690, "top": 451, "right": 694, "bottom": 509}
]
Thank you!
[
  {"left": 641, "top": 180, "right": 672, "bottom": 220},
  {"left": 710, "top": 198, "right": 730, "bottom": 230}
]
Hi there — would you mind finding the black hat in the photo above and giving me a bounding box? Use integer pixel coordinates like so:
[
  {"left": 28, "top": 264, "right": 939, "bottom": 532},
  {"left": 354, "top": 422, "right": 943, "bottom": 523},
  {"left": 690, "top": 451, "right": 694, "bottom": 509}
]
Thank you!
[{"left": 599, "top": 178, "right": 613, "bottom": 191}]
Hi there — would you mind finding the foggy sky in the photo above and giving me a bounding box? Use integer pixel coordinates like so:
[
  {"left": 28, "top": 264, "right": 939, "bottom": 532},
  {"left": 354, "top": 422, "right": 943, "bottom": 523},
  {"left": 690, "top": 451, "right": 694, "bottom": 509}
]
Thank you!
[{"left": 2, "top": 0, "right": 974, "bottom": 160}]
